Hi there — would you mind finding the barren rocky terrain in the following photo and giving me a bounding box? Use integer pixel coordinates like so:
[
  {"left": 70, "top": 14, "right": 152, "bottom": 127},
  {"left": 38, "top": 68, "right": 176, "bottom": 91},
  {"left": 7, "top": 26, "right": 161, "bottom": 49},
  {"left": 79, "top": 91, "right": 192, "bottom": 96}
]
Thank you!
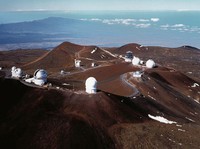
[{"left": 0, "top": 42, "right": 200, "bottom": 149}]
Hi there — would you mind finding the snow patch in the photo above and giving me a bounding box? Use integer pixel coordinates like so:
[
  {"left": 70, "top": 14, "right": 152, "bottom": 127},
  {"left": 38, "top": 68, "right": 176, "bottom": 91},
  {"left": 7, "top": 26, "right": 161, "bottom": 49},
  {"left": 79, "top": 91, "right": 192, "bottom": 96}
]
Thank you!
[
  {"left": 148, "top": 114, "right": 177, "bottom": 124},
  {"left": 191, "top": 83, "right": 199, "bottom": 88},
  {"left": 62, "top": 83, "right": 70, "bottom": 86},
  {"left": 148, "top": 95, "right": 156, "bottom": 101},
  {"left": 178, "top": 143, "right": 182, "bottom": 146},
  {"left": 91, "top": 48, "right": 97, "bottom": 54},
  {"left": 176, "top": 124, "right": 182, "bottom": 127},
  {"left": 178, "top": 129, "right": 186, "bottom": 132},
  {"left": 185, "top": 117, "right": 195, "bottom": 122},
  {"left": 194, "top": 99, "right": 200, "bottom": 104}
]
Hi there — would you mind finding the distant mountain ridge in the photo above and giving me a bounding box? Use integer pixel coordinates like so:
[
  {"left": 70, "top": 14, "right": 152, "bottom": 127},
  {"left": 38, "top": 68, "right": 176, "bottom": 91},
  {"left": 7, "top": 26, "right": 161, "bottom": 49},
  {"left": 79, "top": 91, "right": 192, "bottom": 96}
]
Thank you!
[
  {"left": 0, "top": 17, "right": 82, "bottom": 33},
  {"left": 0, "top": 17, "right": 98, "bottom": 48},
  {"left": 0, "top": 17, "right": 199, "bottom": 50}
]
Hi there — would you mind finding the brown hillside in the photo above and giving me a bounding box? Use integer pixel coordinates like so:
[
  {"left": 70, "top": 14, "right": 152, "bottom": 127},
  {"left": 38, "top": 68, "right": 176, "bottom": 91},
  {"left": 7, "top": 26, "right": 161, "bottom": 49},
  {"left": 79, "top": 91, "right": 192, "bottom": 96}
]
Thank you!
[
  {"left": 0, "top": 41, "right": 200, "bottom": 148},
  {"left": 107, "top": 44, "right": 200, "bottom": 80},
  {"left": 22, "top": 42, "right": 118, "bottom": 73},
  {"left": 0, "top": 75, "right": 200, "bottom": 148},
  {"left": 22, "top": 42, "right": 84, "bottom": 71}
]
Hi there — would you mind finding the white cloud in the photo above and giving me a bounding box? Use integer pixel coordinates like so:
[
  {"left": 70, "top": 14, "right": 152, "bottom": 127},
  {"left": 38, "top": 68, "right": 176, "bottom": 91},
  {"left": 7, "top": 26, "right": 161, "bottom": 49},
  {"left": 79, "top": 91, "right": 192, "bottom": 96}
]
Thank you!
[
  {"left": 171, "top": 24, "right": 185, "bottom": 28},
  {"left": 135, "top": 23, "right": 151, "bottom": 28},
  {"left": 81, "top": 18, "right": 157, "bottom": 29},
  {"left": 80, "top": 18, "right": 87, "bottom": 21},
  {"left": 151, "top": 18, "right": 160, "bottom": 22},
  {"left": 102, "top": 19, "right": 114, "bottom": 25},
  {"left": 160, "top": 23, "right": 200, "bottom": 33},
  {"left": 139, "top": 19, "right": 149, "bottom": 22},
  {"left": 101, "top": 18, "right": 136, "bottom": 25},
  {"left": 91, "top": 18, "right": 102, "bottom": 21},
  {"left": 160, "top": 24, "right": 170, "bottom": 28}
]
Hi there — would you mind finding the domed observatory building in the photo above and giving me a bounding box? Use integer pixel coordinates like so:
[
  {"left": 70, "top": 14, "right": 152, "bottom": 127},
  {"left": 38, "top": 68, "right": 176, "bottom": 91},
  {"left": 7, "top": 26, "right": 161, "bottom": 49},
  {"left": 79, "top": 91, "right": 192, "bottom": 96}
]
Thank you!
[
  {"left": 11, "top": 66, "right": 23, "bottom": 78},
  {"left": 75, "top": 59, "right": 81, "bottom": 67},
  {"left": 133, "top": 71, "right": 143, "bottom": 78},
  {"left": 11, "top": 66, "right": 16, "bottom": 77},
  {"left": 146, "top": 59, "right": 156, "bottom": 68},
  {"left": 33, "top": 69, "right": 48, "bottom": 86},
  {"left": 25, "top": 69, "right": 47, "bottom": 86},
  {"left": 125, "top": 51, "right": 133, "bottom": 62},
  {"left": 132, "top": 57, "right": 140, "bottom": 66},
  {"left": 85, "top": 77, "right": 97, "bottom": 94}
]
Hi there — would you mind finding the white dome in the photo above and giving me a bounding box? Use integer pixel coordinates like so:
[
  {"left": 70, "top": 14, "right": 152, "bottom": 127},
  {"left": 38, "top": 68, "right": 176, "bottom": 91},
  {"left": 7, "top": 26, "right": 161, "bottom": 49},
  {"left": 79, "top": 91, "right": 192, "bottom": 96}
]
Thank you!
[
  {"left": 11, "top": 67, "right": 22, "bottom": 78},
  {"left": 15, "top": 68, "right": 22, "bottom": 75},
  {"left": 11, "top": 66, "right": 16, "bottom": 71},
  {"left": 34, "top": 69, "right": 47, "bottom": 80},
  {"left": 133, "top": 71, "right": 142, "bottom": 78},
  {"left": 146, "top": 59, "right": 156, "bottom": 68},
  {"left": 85, "top": 77, "right": 97, "bottom": 94},
  {"left": 132, "top": 57, "right": 140, "bottom": 65},
  {"left": 60, "top": 70, "right": 65, "bottom": 75}
]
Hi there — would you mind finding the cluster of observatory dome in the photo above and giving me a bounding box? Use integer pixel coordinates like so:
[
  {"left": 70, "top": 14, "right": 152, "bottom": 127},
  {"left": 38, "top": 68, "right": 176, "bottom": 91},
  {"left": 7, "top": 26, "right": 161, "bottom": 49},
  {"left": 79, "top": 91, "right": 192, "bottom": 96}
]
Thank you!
[
  {"left": 125, "top": 51, "right": 156, "bottom": 68},
  {"left": 25, "top": 69, "right": 48, "bottom": 86},
  {"left": 8, "top": 50, "right": 156, "bottom": 94},
  {"left": 10, "top": 66, "right": 98, "bottom": 94},
  {"left": 11, "top": 66, "right": 48, "bottom": 86}
]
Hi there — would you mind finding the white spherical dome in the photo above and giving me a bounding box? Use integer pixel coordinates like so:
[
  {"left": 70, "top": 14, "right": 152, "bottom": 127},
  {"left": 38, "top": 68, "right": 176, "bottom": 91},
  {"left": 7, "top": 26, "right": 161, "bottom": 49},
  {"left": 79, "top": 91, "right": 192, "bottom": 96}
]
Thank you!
[
  {"left": 146, "top": 59, "right": 156, "bottom": 68},
  {"left": 34, "top": 69, "right": 47, "bottom": 79},
  {"left": 11, "top": 66, "right": 16, "bottom": 71},
  {"left": 11, "top": 67, "right": 22, "bottom": 78},
  {"left": 132, "top": 57, "right": 140, "bottom": 65},
  {"left": 85, "top": 77, "right": 97, "bottom": 88},
  {"left": 15, "top": 68, "right": 22, "bottom": 75},
  {"left": 85, "top": 77, "right": 97, "bottom": 94}
]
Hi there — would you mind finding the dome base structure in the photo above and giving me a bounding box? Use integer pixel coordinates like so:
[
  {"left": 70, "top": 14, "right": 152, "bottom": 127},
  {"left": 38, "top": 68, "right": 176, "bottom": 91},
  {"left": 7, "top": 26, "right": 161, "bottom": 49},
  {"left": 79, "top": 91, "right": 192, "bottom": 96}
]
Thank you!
[
  {"left": 33, "top": 79, "right": 46, "bottom": 86},
  {"left": 132, "top": 57, "right": 140, "bottom": 66},
  {"left": 85, "top": 77, "right": 97, "bottom": 94},
  {"left": 86, "top": 88, "right": 97, "bottom": 94},
  {"left": 25, "top": 69, "right": 47, "bottom": 86},
  {"left": 146, "top": 59, "right": 156, "bottom": 68}
]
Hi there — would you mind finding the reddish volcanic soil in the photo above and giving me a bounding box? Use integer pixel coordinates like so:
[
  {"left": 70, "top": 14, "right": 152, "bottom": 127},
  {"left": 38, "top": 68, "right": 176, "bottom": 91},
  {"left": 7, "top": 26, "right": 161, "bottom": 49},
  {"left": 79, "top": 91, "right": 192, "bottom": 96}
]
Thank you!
[{"left": 0, "top": 42, "right": 200, "bottom": 148}]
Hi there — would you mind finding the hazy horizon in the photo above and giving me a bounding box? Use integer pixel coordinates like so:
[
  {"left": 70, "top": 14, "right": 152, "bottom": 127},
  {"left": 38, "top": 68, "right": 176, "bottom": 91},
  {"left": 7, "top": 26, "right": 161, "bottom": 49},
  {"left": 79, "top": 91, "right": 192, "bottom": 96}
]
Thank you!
[
  {"left": 0, "top": 1, "right": 199, "bottom": 49},
  {"left": 0, "top": 0, "right": 200, "bottom": 11}
]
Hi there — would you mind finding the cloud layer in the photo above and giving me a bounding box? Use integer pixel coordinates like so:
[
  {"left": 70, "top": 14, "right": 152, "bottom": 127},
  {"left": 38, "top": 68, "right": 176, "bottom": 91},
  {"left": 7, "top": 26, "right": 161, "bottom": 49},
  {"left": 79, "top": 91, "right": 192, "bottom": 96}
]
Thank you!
[
  {"left": 161, "top": 24, "right": 200, "bottom": 33},
  {"left": 81, "top": 17, "right": 200, "bottom": 33},
  {"left": 81, "top": 18, "right": 160, "bottom": 28}
]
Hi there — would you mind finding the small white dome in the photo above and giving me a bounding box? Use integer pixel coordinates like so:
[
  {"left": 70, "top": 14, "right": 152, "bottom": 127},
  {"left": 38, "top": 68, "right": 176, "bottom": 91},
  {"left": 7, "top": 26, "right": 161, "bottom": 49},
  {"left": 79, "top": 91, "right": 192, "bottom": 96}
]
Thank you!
[
  {"left": 60, "top": 70, "right": 65, "bottom": 75},
  {"left": 132, "top": 57, "right": 140, "bottom": 65},
  {"left": 85, "top": 77, "right": 97, "bottom": 94},
  {"left": 146, "top": 59, "right": 156, "bottom": 68},
  {"left": 34, "top": 69, "right": 47, "bottom": 80},
  {"left": 133, "top": 71, "right": 142, "bottom": 78},
  {"left": 15, "top": 68, "right": 22, "bottom": 75},
  {"left": 11, "top": 66, "right": 16, "bottom": 72},
  {"left": 11, "top": 67, "right": 22, "bottom": 78}
]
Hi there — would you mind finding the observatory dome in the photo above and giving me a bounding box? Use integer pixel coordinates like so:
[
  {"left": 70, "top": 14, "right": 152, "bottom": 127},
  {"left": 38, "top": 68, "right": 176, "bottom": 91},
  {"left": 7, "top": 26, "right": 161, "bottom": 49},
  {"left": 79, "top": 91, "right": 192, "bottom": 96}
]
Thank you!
[
  {"left": 11, "top": 67, "right": 22, "bottom": 78},
  {"left": 132, "top": 57, "right": 140, "bottom": 65},
  {"left": 15, "top": 68, "right": 22, "bottom": 75},
  {"left": 34, "top": 69, "right": 47, "bottom": 80},
  {"left": 11, "top": 66, "right": 16, "bottom": 72},
  {"left": 146, "top": 59, "right": 156, "bottom": 68},
  {"left": 133, "top": 71, "right": 143, "bottom": 78},
  {"left": 85, "top": 77, "right": 97, "bottom": 94}
]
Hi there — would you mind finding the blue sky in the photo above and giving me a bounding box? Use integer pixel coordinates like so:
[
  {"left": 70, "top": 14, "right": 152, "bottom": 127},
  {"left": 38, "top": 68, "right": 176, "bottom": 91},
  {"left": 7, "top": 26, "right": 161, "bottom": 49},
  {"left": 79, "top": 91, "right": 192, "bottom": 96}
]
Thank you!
[{"left": 0, "top": 0, "right": 200, "bottom": 11}]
